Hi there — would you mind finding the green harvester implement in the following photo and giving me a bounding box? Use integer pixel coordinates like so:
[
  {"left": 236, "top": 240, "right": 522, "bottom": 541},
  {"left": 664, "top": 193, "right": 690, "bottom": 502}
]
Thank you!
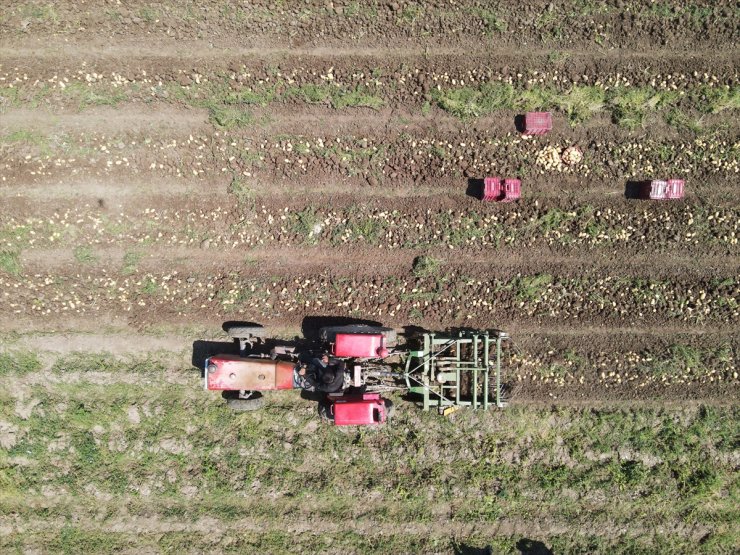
[{"left": 403, "top": 330, "right": 510, "bottom": 412}]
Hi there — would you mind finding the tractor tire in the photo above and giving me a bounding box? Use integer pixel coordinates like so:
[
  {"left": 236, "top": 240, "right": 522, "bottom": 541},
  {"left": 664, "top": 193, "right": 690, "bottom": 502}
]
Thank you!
[
  {"left": 384, "top": 399, "right": 395, "bottom": 421},
  {"left": 227, "top": 325, "right": 268, "bottom": 339},
  {"left": 225, "top": 393, "right": 264, "bottom": 412},
  {"left": 318, "top": 402, "right": 334, "bottom": 423},
  {"left": 319, "top": 325, "right": 397, "bottom": 347}
]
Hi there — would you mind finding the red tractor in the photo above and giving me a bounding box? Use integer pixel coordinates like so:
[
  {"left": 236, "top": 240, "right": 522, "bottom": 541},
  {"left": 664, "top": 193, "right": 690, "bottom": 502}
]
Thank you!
[
  {"left": 204, "top": 324, "right": 510, "bottom": 425},
  {"left": 205, "top": 324, "right": 397, "bottom": 425}
]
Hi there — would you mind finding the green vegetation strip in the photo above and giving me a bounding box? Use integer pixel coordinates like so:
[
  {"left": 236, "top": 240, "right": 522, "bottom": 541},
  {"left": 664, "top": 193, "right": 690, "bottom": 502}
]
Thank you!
[
  {"left": 1, "top": 76, "right": 737, "bottom": 129},
  {"left": 0, "top": 376, "right": 737, "bottom": 553},
  {"left": 431, "top": 83, "right": 739, "bottom": 126}
]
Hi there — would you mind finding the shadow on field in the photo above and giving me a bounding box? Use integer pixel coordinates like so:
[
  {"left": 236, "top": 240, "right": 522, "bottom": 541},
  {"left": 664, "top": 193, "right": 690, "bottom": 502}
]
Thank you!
[
  {"left": 452, "top": 540, "right": 552, "bottom": 555},
  {"left": 516, "top": 539, "right": 554, "bottom": 555},
  {"left": 221, "top": 320, "right": 263, "bottom": 332},
  {"left": 453, "top": 543, "right": 491, "bottom": 555},
  {"left": 625, "top": 180, "right": 647, "bottom": 199},
  {"left": 514, "top": 114, "right": 527, "bottom": 133},
  {"left": 466, "top": 178, "right": 484, "bottom": 200},
  {"left": 191, "top": 340, "right": 239, "bottom": 375},
  {"left": 300, "top": 315, "right": 383, "bottom": 341}
]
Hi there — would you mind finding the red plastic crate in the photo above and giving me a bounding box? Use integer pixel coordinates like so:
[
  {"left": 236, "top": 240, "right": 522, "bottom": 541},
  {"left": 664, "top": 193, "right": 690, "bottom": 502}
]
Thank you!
[
  {"left": 482, "top": 176, "right": 502, "bottom": 201},
  {"left": 644, "top": 179, "right": 685, "bottom": 200},
  {"left": 482, "top": 177, "right": 520, "bottom": 202},
  {"left": 666, "top": 179, "right": 685, "bottom": 199},
  {"left": 648, "top": 180, "right": 669, "bottom": 200},
  {"left": 523, "top": 112, "right": 552, "bottom": 135},
  {"left": 503, "top": 178, "right": 521, "bottom": 202}
]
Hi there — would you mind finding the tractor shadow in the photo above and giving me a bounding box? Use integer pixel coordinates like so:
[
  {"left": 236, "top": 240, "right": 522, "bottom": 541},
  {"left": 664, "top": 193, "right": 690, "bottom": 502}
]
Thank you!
[
  {"left": 516, "top": 539, "right": 554, "bottom": 555},
  {"left": 452, "top": 539, "right": 552, "bottom": 555},
  {"left": 446, "top": 325, "right": 508, "bottom": 337},
  {"left": 466, "top": 178, "right": 484, "bottom": 200},
  {"left": 221, "top": 319, "right": 263, "bottom": 332},
  {"left": 191, "top": 339, "right": 239, "bottom": 376},
  {"left": 625, "top": 180, "right": 647, "bottom": 199},
  {"left": 300, "top": 315, "right": 383, "bottom": 341}
]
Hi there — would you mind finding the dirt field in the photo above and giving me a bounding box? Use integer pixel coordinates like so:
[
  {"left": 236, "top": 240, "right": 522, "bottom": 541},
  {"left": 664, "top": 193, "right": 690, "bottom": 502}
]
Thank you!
[{"left": 1, "top": 1, "right": 738, "bottom": 553}]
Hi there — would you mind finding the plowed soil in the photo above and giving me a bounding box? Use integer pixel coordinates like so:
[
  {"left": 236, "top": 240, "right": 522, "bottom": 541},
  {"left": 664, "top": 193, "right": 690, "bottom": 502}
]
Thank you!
[
  {"left": 1, "top": 0, "right": 738, "bottom": 402},
  {"left": 1, "top": 2, "right": 738, "bottom": 553}
]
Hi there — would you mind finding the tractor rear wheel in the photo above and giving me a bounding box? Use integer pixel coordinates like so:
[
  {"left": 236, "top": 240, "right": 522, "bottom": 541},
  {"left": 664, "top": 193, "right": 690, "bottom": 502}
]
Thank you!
[
  {"left": 227, "top": 325, "right": 268, "bottom": 339},
  {"left": 319, "top": 325, "right": 397, "bottom": 347},
  {"left": 384, "top": 399, "right": 395, "bottom": 420}
]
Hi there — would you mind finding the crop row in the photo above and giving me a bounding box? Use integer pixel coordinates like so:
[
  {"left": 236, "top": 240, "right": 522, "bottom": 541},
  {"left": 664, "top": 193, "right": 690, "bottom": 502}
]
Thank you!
[
  {"left": 2, "top": 128, "right": 738, "bottom": 186},
  {"left": 2, "top": 62, "right": 737, "bottom": 128},
  {"left": 1, "top": 268, "right": 737, "bottom": 327},
  {"left": 1, "top": 202, "right": 737, "bottom": 257},
  {"left": 511, "top": 343, "right": 737, "bottom": 389}
]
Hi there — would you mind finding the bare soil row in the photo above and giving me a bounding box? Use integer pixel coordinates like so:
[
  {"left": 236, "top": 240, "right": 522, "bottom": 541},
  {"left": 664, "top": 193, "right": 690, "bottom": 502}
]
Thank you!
[
  {"left": 4, "top": 47, "right": 737, "bottom": 83},
  {"left": 1, "top": 0, "right": 737, "bottom": 50}
]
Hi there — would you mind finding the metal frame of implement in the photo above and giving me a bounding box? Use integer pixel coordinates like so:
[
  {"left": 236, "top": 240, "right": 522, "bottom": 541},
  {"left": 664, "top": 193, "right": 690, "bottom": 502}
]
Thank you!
[{"left": 403, "top": 330, "right": 509, "bottom": 411}]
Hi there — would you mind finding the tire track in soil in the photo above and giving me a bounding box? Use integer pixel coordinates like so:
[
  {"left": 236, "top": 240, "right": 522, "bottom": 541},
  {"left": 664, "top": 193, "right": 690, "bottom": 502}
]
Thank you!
[
  {"left": 0, "top": 512, "right": 713, "bottom": 543},
  {"left": 3, "top": 328, "right": 736, "bottom": 404},
  {"left": 18, "top": 246, "right": 740, "bottom": 278},
  {"left": 3, "top": 174, "right": 736, "bottom": 203},
  {"left": 0, "top": 105, "right": 209, "bottom": 133},
  {"left": 5, "top": 105, "right": 734, "bottom": 139},
  {"left": 2, "top": 0, "right": 737, "bottom": 52},
  {"left": 4, "top": 44, "right": 739, "bottom": 62},
  {"left": 5, "top": 367, "right": 736, "bottom": 405}
]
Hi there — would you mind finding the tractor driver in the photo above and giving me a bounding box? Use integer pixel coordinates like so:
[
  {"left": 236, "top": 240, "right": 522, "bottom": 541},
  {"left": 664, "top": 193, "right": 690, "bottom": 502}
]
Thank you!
[{"left": 295, "top": 354, "right": 346, "bottom": 393}]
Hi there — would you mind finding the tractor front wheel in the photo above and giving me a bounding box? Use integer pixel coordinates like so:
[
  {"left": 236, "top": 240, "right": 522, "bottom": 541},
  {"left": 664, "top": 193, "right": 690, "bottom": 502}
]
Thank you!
[
  {"left": 227, "top": 325, "right": 268, "bottom": 339},
  {"left": 318, "top": 402, "right": 334, "bottom": 423}
]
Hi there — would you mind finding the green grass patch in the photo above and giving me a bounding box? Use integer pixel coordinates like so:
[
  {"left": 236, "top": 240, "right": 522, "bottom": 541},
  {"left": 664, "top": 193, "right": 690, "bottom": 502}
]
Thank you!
[
  {"left": 692, "top": 84, "right": 740, "bottom": 114},
  {"left": 286, "top": 83, "right": 384, "bottom": 110},
  {"left": 205, "top": 103, "right": 253, "bottom": 129},
  {"left": 73, "top": 245, "right": 97, "bottom": 265},
  {"left": 1, "top": 129, "right": 52, "bottom": 156},
  {"left": 430, "top": 82, "right": 720, "bottom": 127},
  {"left": 332, "top": 86, "right": 384, "bottom": 109},
  {"left": 121, "top": 251, "right": 142, "bottom": 275},
  {"left": 412, "top": 255, "right": 441, "bottom": 278},
  {"left": 287, "top": 207, "right": 321, "bottom": 244},
  {"left": 0, "top": 250, "right": 21, "bottom": 275},
  {"left": 21, "top": 3, "right": 59, "bottom": 22},
  {"left": 0, "top": 350, "right": 42, "bottom": 375},
  {"left": 60, "top": 82, "right": 127, "bottom": 110},
  {"left": 472, "top": 8, "right": 507, "bottom": 33},
  {"left": 228, "top": 178, "right": 255, "bottom": 207},
  {"left": 513, "top": 273, "right": 553, "bottom": 301}
]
